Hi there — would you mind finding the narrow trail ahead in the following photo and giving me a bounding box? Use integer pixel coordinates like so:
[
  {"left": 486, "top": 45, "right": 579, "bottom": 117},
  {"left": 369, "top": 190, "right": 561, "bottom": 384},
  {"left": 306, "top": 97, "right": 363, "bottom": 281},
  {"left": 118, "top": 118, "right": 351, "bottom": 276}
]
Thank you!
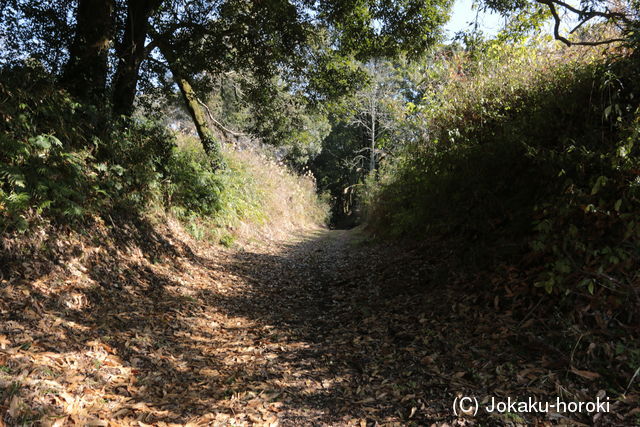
[
  {"left": 2, "top": 227, "right": 608, "bottom": 425},
  {"left": 191, "top": 228, "right": 460, "bottom": 426}
]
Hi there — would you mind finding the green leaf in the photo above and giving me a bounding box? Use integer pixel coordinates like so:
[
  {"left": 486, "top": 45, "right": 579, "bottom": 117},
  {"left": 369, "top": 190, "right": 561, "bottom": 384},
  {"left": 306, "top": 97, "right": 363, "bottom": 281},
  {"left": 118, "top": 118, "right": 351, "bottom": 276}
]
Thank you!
[
  {"left": 614, "top": 199, "right": 622, "bottom": 212},
  {"left": 29, "top": 135, "right": 51, "bottom": 150},
  {"left": 578, "top": 278, "right": 590, "bottom": 288},
  {"left": 590, "top": 175, "right": 607, "bottom": 195},
  {"left": 545, "top": 280, "right": 554, "bottom": 294}
]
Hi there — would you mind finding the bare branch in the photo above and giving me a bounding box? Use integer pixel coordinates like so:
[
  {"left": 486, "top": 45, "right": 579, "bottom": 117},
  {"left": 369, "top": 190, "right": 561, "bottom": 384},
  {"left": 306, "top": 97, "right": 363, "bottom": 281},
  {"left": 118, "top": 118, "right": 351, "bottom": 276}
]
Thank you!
[
  {"left": 536, "top": 0, "right": 629, "bottom": 47},
  {"left": 549, "top": 0, "right": 632, "bottom": 24},
  {"left": 569, "top": 17, "right": 593, "bottom": 35},
  {"left": 196, "top": 98, "right": 247, "bottom": 138}
]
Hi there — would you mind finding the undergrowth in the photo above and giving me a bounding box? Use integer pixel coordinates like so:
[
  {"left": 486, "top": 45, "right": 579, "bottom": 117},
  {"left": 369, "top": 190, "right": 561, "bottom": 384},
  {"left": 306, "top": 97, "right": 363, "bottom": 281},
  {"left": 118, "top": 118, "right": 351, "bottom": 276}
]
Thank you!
[
  {"left": 365, "top": 40, "right": 640, "bottom": 300},
  {"left": 0, "top": 63, "right": 327, "bottom": 244},
  {"left": 168, "top": 137, "right": 328, "bottom": 245},
  {"left": 0, "top": 63, "right": 172, "bottom": 231}
]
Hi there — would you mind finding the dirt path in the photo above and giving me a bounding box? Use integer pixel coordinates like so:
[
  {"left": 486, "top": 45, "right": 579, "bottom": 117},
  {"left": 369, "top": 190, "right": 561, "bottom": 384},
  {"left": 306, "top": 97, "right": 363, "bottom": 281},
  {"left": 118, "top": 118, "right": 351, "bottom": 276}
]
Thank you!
[
  {"left": 219, "top": 229, "right": 470, "bottom": 426},
  {"left": 1, "top": 226, "right": 626, "bottom": 425}
]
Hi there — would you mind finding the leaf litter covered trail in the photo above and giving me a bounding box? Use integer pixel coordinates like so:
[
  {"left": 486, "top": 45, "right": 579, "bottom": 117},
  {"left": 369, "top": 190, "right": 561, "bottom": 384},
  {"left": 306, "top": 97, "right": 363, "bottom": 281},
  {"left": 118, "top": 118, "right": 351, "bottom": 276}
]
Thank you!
[{"left": 0, "top": 222, "right": 636, "bottom": 426}]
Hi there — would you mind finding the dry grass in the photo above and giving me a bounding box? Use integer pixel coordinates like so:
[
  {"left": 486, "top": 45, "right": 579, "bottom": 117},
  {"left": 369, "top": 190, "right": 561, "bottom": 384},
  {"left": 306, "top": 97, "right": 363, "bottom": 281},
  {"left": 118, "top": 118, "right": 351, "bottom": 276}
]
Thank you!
[
  {"left": 221, "top": 147, "right": 328, "bottom": 245},
  {"left": 170, "top": 136, "right": 329, "bottom": 248}
]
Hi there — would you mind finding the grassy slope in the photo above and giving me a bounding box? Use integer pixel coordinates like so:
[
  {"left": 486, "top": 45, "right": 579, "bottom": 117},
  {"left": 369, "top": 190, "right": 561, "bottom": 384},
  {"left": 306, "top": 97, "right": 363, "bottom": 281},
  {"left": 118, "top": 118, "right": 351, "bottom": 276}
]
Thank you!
[
  {"left": 169, "top": 136, "right": 328, "bottom": 247},
  {"left": 362, "top": 42, "right": 640, "bottom": 402},
  {"left": 366, "top": 42, "right": 640, "bottom": 288}
]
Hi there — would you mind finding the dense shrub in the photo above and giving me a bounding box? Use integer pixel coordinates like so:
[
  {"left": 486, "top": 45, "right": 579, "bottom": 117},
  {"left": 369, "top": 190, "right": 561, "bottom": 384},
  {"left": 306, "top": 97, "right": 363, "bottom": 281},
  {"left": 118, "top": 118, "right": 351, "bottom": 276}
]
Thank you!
[
  {"left": 1, "top": 64, "right": 95, "bottom": 230},
  {"left": 366, "top": 42, "right": 640, "bottom": 295},
  {"left": 0, "top": 64, "right": 194, "bottom": 230},
  {"left": 0, "top": 63, "right": 327, "bottom": 242},
  {"left": 165, "top": 140, "right": 223, "bottom": 217}
]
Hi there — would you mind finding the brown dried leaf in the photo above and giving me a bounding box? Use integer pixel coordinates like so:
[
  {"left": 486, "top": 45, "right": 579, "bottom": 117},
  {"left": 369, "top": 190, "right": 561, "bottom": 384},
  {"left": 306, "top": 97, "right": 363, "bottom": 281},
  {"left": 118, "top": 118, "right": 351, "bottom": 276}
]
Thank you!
[{"left": 571, "top": 368, "right": 601, "bottom": 380}]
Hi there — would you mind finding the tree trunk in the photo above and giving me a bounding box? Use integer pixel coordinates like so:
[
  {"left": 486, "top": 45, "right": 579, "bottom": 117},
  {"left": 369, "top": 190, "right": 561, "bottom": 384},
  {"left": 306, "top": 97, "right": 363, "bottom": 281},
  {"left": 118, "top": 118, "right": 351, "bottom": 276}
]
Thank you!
[
  {"left": 370, "top": 100, "right": 376, "bottom": 174},
  {"left": 157, "top": 43, "right": 224, "bottom": 168},
  {"left": 174, "top": 73, "right": 224, "bottom": 169},
  {"left": 62, "top": 0, "right": 114, "bottom": 102},
  {"left": 112, "top": 0, "right": 163, "bottom": 116}
]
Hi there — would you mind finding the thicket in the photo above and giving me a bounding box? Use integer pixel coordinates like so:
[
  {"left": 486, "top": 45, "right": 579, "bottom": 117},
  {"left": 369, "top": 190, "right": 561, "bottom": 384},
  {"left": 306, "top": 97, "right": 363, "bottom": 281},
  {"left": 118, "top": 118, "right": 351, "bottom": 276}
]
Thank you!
[
  {"left": 0, "top": 64, "right": 166, "bottom": 230},
  {"left": 365, "top": 40, "right": 640, "bottom": 298},
  {"left": 169, "top": 137, "right": 328, "bottom": 244},
  {"left": 0, "top": 64, "right": 326, "bottom": 240}
]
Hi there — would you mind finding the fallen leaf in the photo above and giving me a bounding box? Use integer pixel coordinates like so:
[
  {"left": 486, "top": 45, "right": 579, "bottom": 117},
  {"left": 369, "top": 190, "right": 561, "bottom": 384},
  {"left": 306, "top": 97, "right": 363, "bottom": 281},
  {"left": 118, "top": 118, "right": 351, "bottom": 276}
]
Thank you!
[
  {"left": 0, "top": 335, "right": 10, "bottom": 349},
  {"left": 571, "top": 368, "right": 601, "bottom": 380},
  {"left": 85, "top": 419, "right": 108, "bottom": 427},
  {"left": 8, "top": 395, "right": 22, "bottom": 418}
]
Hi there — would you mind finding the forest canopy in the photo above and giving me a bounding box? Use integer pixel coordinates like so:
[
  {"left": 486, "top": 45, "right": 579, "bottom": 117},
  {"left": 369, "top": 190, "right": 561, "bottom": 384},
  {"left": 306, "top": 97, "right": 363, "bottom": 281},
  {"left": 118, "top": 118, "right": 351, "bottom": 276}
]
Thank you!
[{"left": 0, "top": 0, "right": 452, "bottom": 162}]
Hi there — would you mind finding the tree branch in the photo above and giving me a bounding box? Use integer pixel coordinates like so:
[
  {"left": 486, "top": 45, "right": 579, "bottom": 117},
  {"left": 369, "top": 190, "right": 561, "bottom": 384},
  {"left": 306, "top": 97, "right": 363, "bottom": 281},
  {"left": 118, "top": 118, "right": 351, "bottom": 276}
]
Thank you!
[
  {"left": 196, "top": 98, "right": 248, "bottom": 138},
  {"left": 146, "top": 55, "right": 169, "bottom": 70},
  {"left": 536, "top": 0, "right": 629, "bottom": 47},
  {"left": 550, "top": 0, "right": 632, "bottom": 24}
]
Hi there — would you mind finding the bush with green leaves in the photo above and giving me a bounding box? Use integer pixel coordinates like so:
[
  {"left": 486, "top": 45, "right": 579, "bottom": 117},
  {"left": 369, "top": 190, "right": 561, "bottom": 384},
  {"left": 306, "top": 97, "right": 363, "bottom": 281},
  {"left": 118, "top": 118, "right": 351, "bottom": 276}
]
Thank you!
[
  {"left": 0, "top": 62, "right": 327, "bottom": 243},
  {"left": 164, "top": 142, "right": 223, "bottom": 217},
  {"left": 96, "top": 118, "right": 176, "bottom": 210},
  {"left": 0, "top": 63, "right": 193, "bottom": 231},
  {"left": 0, "top": 132, "right": 91, "bottom": 231},
  {"left": 1, "top": 64, "right": 92, "bottom": 230}
]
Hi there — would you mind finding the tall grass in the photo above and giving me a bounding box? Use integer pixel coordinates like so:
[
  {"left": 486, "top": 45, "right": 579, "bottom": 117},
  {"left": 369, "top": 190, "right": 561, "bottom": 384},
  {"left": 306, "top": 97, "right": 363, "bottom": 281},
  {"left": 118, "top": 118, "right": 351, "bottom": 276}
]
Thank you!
[{"left": 168, "top": 136, "right": 328, "bottom": 245}]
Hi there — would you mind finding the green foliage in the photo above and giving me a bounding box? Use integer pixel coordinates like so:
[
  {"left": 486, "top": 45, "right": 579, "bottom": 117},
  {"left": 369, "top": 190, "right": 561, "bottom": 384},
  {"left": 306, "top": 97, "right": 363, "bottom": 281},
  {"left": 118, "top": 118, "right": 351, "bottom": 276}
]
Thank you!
[
  {"left": 165, "top": 142, "right": 223, "bottom": 217},
  {"left": 311, "top": 123, "right": 366, "bottom": 226},
  {"left": 311, "top": 58, "right": 407, "bottom": 226},
  {"left": 319, "top": 0, "right": 453, "bottom": 58},
  {"left": 192, "top": 71, "right": 331, "bottom": 170},
  {"left": 215, "top": 151, "right": 269, "bottom": 227},
  {"left": 219, "top": 233, "right": 236, "bottom": 247},
  {"left": 166, "top": 137, "right": 328, "bottom": 241},
  {"left": 0, "top": 63, "right": 327, "bottom": 247},
  {"left": 241, "top": 78, "right": 331, "bottom": 169},
  {"left": 366, "top": 41, "right": 640, "bottom": 295},
  {"left": 0, "top": 64, "right": 208, "bottom": 231},
  {"left": 96, "top": 118, "right": 176, "bottom": 210},
  {"left": 0, "top": 64, "right": 92, "bottom": 230}
]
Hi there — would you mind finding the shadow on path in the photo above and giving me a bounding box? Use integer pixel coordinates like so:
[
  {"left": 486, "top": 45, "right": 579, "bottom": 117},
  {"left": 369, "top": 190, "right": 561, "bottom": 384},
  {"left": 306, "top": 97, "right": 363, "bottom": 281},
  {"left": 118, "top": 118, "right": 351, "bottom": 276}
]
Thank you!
[{"left": 1, "top": 224, "right": 613, "bottom": 425}]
